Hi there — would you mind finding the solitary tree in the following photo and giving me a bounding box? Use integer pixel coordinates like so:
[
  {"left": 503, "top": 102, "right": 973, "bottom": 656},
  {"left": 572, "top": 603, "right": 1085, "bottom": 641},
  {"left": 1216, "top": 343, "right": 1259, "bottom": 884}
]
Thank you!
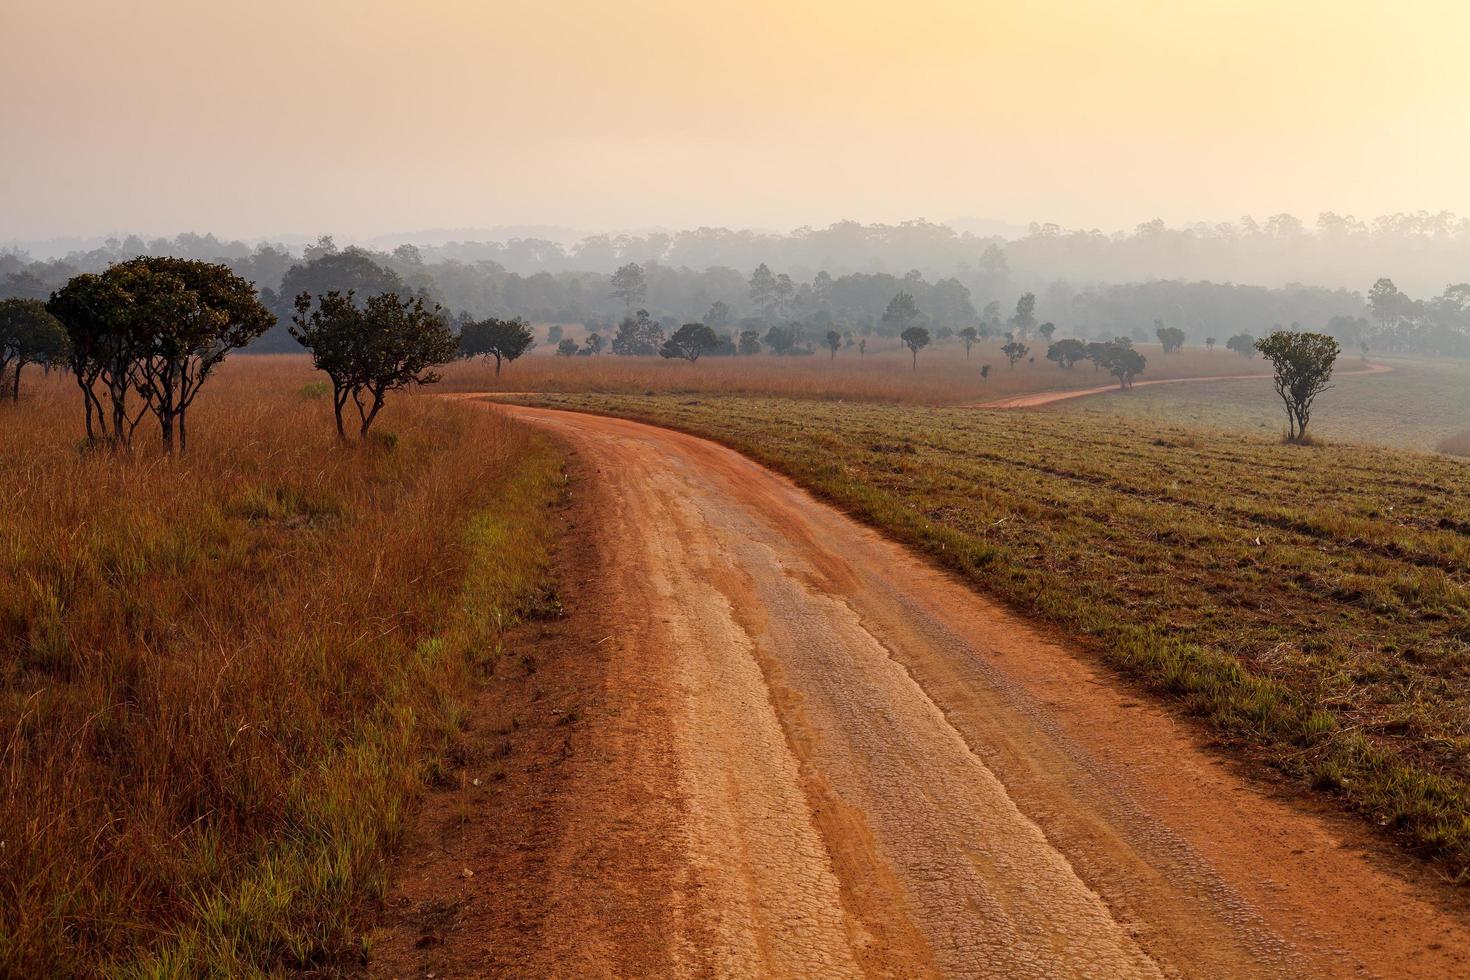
[
  {"left": 881, "top": 291, "right": 921, "bottom": 336},
  {"left": 291, "top": 290, "right": 458, "bottom": 441},
  {"left": 659, "top": 323, "right": 721, "bottom": 362},
  {"left": 900, "top": 326, "right": 931, "bottom": 369},
  {"left": 1100, "top": 343, "right": 1147, "bottom": 389},
  {"left": 1226, "top": 332, "right": 1257, "bottom": 358},
  {"left": 825, "top": 329, "right": 842, "bottom": 359},
  {"left": 610, "top": 263, "right": 647, "bottom": 311},
  {"left": 0, "top": 298, "right": 68, "bottom": 401},
  {"left": 556, "top": 338, "right": 579, "bottom": 356},
  {"left": 1255, "top": 330, "right": 1340, "bottom": 442},
  {"left": 957, "top": 326, "right": 979, "bottom": 358},
  {"left": 980, "top": 364, "right": 991, "bottom": 381},
  {"left": 583, "top": 332, "right": 605, "bottom": 355},
  {"left": 460, "top": 316, "right": 535, "bottom": 375},
  {"left": 1205, "top": 336, "right": 1216, "bottom": 353},
  {"left": 1001, "top": 338, "right": 1030, "bottom": 368},
  {"left": 1046, "top": 338, "right": 1087, "bottom": 369},
  {"left": 1037, "top": 322, "right": 1056, "bottom": 343},
  {"left": 858, "top": 337, "right": 867, "bottom": 357}
]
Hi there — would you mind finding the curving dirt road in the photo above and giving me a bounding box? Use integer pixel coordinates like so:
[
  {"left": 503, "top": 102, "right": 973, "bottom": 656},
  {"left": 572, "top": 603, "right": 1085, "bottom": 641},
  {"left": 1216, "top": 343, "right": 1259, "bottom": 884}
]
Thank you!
[
  {"left": 974, "top": 361, "right": 1394, "bottom": 409},
  {"left": 375, "top": 401, "right": 1468, "bottom": 979}
]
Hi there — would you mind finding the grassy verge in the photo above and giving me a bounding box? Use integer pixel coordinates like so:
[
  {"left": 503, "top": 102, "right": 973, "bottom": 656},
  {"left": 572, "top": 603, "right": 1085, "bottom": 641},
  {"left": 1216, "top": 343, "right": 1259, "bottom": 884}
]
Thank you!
[
  {"left": 531, "top": 393, "right": 1470, "bottom": 880},
  {"left": 0, "top": 360, "right": 564, "bottom": 975}
]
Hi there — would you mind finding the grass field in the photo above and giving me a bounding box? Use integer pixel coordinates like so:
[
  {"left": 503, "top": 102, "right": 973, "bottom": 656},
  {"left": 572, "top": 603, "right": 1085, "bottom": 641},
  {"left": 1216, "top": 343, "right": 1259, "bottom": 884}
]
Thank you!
[
  {"left": 1056, "top": 355, "right": 1470, "bottom": 454},
  {"left": 527, "top": 391, "right": 1470, "bottom": 878},
  {"left": 0, "top": 359, "right": 563, "bottom": 976},
  {"left": 441, "top": 340, "right": 1232, "bottom": 406}
]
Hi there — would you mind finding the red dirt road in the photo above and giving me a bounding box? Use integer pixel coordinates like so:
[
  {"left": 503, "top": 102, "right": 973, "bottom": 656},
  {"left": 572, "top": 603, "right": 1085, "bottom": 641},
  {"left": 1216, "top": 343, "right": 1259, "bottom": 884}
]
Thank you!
[
  {"left": 374, "top": 402, "right": 1467, "bottom": 978},
  {"left": 974, "top": 361, "right": 1394, "bottom": 409}
]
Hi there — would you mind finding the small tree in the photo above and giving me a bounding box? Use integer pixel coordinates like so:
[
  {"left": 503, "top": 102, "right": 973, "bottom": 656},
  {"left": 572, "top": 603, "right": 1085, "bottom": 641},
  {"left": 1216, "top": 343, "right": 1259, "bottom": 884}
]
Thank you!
[
  {"left": 1001, "top": 338, "right": 1030, "bottom": 368},
  {"left": 291, "top": 290, "right": 458, "bottom": 441},
  {"left": 1101, "top": 343, "right": 1147, "bottom": 389},
  {"left": 556, "top": 338, "right": 579, "bottom": 356},
  {"left": 1226, "top": 333, "right": 1257, "bottom": 358},
  {"left": 763, "top": 323, "right": 804, "bottom": 356},
  {"left": 1156, "top": 325, "right": 1186, "bottom": 353},
  {"left": 980, "top": 364, "right": 991, "bottom": 381},
  {"left": 737, "top": 329, "right": 762, "bottom": 355},
  {"left": 1205, "top": 336, "right": 1216, "bottom": 353},
  {"left": 1255, "top": 330, "right": 1340, "bottom": 442},
  {"left": 547, "top": 324, "right": 564, "bottom": 344},
  {"left": 1037, "top": 322, "right": 1055, "bottom": 343},
  {"left": 0, "top": 298, "right": 68, "bottom": 401},
  {"left": 460, "top": 316, "right": 535, "bottom": 375},
  {"left": 858, "top": 337, "right": 867, "bottom": 357},
  {"left": 611, "top": 309, "right": 664, "bottom": 355},
  {"left": 881, "top": 291, "right": 921, "bottom": 336},
  {"left": 609, "top": 262, "right": 647, "bottom": 310},
  {"left": 1046, "top": 338, "right": 1087, "bottom": 369},
  {"left": 900, "top": 326, "right": 930, "bottom": 369},
  {"left": 825, "top": 329, "right": 841, "bottom": 359},
  {"left": 1010, "top": 293, "right": 1037, "bottom": 338},
  {"left": 957, "top": 326, "right": 979, "bottom": 358},
  {"left": 659, "top": 323, "right": 720, "bottom": 362},
  {"left": 584, "top": 332, "right": 605, "bottom": 355}
]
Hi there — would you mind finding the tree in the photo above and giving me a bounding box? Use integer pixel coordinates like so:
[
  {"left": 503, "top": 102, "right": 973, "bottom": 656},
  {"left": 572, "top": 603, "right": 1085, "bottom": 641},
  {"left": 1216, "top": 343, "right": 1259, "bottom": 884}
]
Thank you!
[
  {"left": 290, "top": 290, "right": 457, "bottom": 441},
  {"left": 1206, "top": 336, "right": 1216, "bottom": 353},
  {"left": 763, "top": 323, "right": 805, "bottom": 356},
  {"left": 659, "top": 323, "right": 721, "bottom": 362},
  {"left": 881, "top": 291, "right": 921, "bottom": 335},
  {"left": 705, "top": 300, "right": 732, "bottom": 329},
  {"left": 460, "top": 316, "right": 535, "bottom": 375},
  {"left": 1226, "top": 332, "right": 1257, "bottom": 358},
  {"left": 1046, "top": 338, "right": 1087, "bottom": 369},
  {"left": 900, "top": 326, "right": 930, "bottom": 369},
  {"left": 610, "top": 262, "right": 647, "bottom": 311},
  {"left": 611, "top": 309, "right": 664, "bottom": 355},
  {"left": 1255, "top": 330, "right": 1340, "bottom": 441},
  {"left": 0, "top": 298, "right": 68, "bottom": 401},
  {"left": 1001, "top": 338, "right": 1030, "bottom": 368},
  {"left": 825, "top": 329, "right": 842, "bottom": 359},
  {"left": 737, "top": 329, "right": 762, "bottom": 355},
  {"left": 1010, "top": 293, "right": 1037, "bottom": 338},
  {"left": 584, "top": 332, "right": 605, "bottom": 355},
  {"left": 858, "top": 337, "right": 867, "bottom": 357},
  {"left": 957, "top": 326, "right": 979, "bottom": 358},
  {"left": 980, "top": 364, "right": 991, "bottom": 381},
  {"left": 268, "top": 247, "right": 404, "bottom": 351},
  {"left": 748, "top": 263, "right": 778, "bottom": 320},
  {"left": 1037, "top": 322, "right": 1056, "bottom": 343},
  {"left": 556, "top": 338, "right": 579, "bottom": 356},
  {"left": 1100, "top": 343, "right": 1146, "bottom": 389},
  {"left": 547, "top": 324, "right": 564, "bottom": 344},
  {"left": 1156, "top": 325, "right": 1186, "bottom": 353}
]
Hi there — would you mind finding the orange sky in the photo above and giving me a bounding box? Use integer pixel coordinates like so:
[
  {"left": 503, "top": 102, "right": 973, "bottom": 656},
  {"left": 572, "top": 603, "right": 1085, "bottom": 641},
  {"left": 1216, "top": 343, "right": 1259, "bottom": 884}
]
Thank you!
[{"left": 3, "top": 0, "right": 1469, "bottom": 240}]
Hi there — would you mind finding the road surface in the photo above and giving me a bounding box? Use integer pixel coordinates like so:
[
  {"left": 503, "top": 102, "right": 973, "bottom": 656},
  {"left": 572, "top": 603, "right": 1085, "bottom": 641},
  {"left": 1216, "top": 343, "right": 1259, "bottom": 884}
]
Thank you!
[{"left": 376, "top": 402, "right": 1468, "bottom": 979}]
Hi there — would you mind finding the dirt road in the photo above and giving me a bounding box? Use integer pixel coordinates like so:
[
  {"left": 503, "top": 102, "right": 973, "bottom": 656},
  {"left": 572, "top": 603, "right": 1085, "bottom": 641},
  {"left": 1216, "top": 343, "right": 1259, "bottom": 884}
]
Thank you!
[
  {"left": 374, "top": 402, "right": 1468, "bottom": 979},
  {"left": 974, "top": 361, "right": 1394, "bottom": 409}
]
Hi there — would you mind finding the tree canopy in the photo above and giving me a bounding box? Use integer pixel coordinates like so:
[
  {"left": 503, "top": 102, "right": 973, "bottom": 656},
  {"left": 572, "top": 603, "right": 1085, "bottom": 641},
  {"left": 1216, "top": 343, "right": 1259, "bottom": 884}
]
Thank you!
[
  {"left": 1255, "top": 330, "right": 1340, "bottom": 441},
  {"left": 459, "top": 316, "right": 535, "bottom": 375},
  {"left": 659, "top": 322, "right": 721, "bottom": 362},
  {"left": 0, "top": 298, "right": 68, "bottom": 401}
]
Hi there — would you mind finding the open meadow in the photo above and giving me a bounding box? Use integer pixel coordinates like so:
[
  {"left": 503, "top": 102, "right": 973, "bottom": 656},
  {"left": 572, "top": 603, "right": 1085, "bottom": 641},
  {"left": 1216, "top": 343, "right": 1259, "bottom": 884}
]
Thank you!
[
  {"left": 523, "top": 389, "right": 1470, "bottom": 879},
  {"left": 0, "top": 358, "right": 563, "bottom": 976}
]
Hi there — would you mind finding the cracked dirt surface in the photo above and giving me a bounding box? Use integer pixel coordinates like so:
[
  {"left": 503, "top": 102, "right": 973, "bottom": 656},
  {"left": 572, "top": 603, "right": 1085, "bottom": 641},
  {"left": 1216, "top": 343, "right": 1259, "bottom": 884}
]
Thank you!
[{"left": 370, "top": 402, "right": 1469, "bottom": 979}]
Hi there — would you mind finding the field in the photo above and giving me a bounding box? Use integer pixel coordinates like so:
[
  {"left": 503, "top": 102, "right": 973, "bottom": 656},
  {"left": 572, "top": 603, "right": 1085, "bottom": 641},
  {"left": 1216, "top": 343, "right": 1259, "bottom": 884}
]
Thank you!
[
  {"left": 1056, "top": 354, "right": 1470, "bottom": 454},
  {"left": 0, "top": 359, "right": 563, "bottom": 975},
  {"left": 524, "top": 391, "right": 1470, "bottom": 877},
  {"left": 442, "top": 339, "right": 1233, "bottom": 405}
]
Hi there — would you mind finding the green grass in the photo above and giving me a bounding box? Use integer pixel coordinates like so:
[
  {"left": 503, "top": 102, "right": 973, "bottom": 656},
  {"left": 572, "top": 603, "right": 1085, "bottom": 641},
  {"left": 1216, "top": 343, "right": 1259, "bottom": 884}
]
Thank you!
[
  {"left": 1054, "top": 355, "right": 1470, "bottom": 453},
  {"left": 532, "top": 392, "right": 1470, "bottom": 879}
]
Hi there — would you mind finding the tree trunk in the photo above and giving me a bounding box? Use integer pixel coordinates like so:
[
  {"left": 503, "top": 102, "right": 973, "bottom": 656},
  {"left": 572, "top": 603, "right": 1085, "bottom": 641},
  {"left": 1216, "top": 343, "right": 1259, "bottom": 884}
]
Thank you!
[
  {"left": 11, "top": 363, "right": 20, "bottom": 401},
  {"left": 494, "top": 354, "right": 502, "bottom": 377}
]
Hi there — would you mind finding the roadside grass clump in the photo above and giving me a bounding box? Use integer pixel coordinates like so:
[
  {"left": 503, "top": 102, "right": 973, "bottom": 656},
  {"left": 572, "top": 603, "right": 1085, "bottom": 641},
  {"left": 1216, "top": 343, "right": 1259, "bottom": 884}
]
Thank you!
[
  {"left": 0, "top": 357, "right": 563, "bottom": 976},
  {"left": 533, "top": 392, "right": 1470, "bottom": 878}
]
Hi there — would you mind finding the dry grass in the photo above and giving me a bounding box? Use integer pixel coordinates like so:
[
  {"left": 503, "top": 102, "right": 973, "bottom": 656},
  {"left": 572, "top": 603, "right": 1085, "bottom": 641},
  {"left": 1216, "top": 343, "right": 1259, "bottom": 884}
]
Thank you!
[
  {"left": 441, "top": 340, "right": 1234, "bottom": 405},
  {"left": 533, "top": 392, "right": 1470, "bottom": 879},
  {"left": 0, "top": 356, "right": 563, "bottom": 975}
]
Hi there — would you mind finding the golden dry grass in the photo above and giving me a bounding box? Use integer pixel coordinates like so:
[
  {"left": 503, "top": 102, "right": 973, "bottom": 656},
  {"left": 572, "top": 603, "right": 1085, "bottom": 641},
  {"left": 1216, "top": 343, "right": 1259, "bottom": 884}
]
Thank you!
[
  {"left": 441, "top": 340, "right": 1236, "bottom": 405},
  {"left": 0, "top": 356, "right": 563, "bottom": 975}
]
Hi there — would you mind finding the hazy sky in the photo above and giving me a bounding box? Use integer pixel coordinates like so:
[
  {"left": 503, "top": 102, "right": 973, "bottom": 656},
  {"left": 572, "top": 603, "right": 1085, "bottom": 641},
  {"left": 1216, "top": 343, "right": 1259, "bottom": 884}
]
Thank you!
[{"left": 4, "top": 0, "right": 1469, "bottom": 241}]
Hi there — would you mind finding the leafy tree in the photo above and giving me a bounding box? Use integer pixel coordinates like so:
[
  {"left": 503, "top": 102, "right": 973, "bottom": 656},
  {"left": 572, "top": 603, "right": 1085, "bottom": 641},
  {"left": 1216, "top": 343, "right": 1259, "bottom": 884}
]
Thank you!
[
  {"left": 556, "top": 338, "right": 579, "bottom": 356},
  {"left": 1046, "top": 338, "right": 1087, "bottom": 369},
  {"left": 1156, "top": 325, "right": 1186, "bottom": 352},
  {"left": 1206, "top": 336, "right": 1216, "bottom": 352},
  {"left": 0, "top": 298, "right": 68, "bottom": 401},
  {"left": 1037, "top": 321, "right": 1056, "bottom": 343},
  {"left": 1100, "top": 342, "right": 1147, "bottom": 389},
  {"left": 858, "top": 337, "right": 867, "bottom": 357},
  {"left": 957, "top": 326, "right": 979, "bottom": 358},
  {"left": 705, "top": 300, "right": 732, "bottom": 329},
  {"left": 290, "top": 290, "right": 457, "bottom": 441},
  {"left": 47, "top": 272, "right": 142, "bottom": 446},
  {"left": 611, "top": 309, "right": 664, "bottom": 355},
  {"left": 584, "top": 332, "right": 605, "bottom": 355},
  {"left": 980, "top": 364, "right": 991, "bottom": 381},
  {"left": 268, "top": 248, "right": 404, "bottom": 351},
  {"left": 763, "top": 323, "right": 805, "bottom": 356},
  {"left": 825, "top": 329, "right": 842, "bottom": 359},
  {"left": 881, "top": 291, "right": 921, "bottom": 335},
  {"left": 1226, "top": 332, "right": 1257, "bottom": 358},
  {"left": 460, "top": 316, "right": 535, "bottom": 375},
  {"left": 1001, "top": 338, "right": 1030, "bottom": 368},
  {"left": 737, "top": 329, "right": 762, "bottom": 355},
  {"left": 659, "top": 323, "right": 721, "bottom": 362},
  {"left": 547, "top": 324, "right": 564, "bottom": 344},
  {"left": 900, "top": 326, "right": 930, "bottom": 369},
  {"left": 748, "top": 263, "right": 779, "bottom": 320},
  {"left": 1255, "top": 330, "right": 1340, "bottom": 441},
  {"left": 1083, "top": 341, "right": 1110, "bottom": 370},
  {"left": 610, "top": 262, "right": 647, "bottom": 311},
  {"left": 1010, "top": 293, "right": 1037, "bottom": 338}
]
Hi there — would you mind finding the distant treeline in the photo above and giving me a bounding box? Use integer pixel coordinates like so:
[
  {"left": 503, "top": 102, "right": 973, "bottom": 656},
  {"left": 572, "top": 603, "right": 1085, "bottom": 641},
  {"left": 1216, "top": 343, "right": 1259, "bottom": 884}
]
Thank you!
[{"left": 4, "top": 228, "right": 1466, "bottom": 354}]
